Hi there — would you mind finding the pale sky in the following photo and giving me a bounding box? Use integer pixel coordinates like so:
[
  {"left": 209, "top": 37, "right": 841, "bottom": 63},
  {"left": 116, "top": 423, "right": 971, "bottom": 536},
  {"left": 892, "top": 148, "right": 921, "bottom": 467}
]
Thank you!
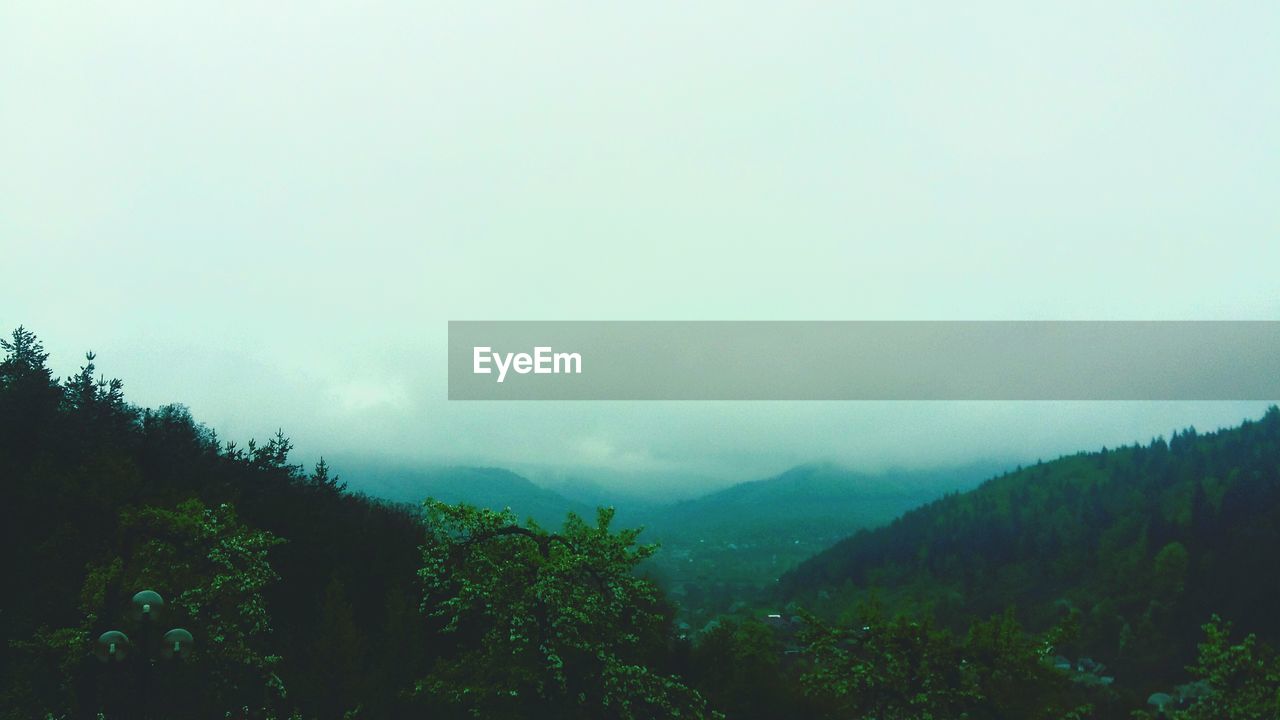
[{"left": 3, "top": 2, "right": 1277, "bottom": 498}]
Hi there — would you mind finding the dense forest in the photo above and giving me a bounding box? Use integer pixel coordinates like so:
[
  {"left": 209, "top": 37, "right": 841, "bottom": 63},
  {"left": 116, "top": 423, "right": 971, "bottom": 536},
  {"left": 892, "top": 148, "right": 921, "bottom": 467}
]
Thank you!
[
  {"left": 780, "top": 406, "right": 1280, "bottom": 695},
  {"left": 3, "top": 326, "right": 1279, "bottom": 719}
]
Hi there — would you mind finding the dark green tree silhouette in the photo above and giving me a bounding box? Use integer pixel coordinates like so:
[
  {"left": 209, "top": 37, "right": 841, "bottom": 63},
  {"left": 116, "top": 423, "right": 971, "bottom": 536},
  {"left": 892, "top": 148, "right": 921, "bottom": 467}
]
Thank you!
[
  {"left": 1172, "top": 616, "right": 1280, "bottom": 719},
  {"left": 417, "top": 501, "right": 712, "bottom": 719}
]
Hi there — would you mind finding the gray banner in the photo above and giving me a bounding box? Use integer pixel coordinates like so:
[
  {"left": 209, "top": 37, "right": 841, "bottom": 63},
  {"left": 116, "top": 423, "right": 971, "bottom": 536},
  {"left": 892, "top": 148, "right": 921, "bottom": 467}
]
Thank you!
[{"left": 447, "top": 321, "right": 1280, "bottom": 401}]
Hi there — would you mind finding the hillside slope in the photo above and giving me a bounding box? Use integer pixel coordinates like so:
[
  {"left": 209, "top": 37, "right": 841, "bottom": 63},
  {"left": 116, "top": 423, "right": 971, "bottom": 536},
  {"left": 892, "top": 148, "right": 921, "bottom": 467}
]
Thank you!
[
  {"left": 636, "top": 462, "right": 1002, "bottom": 625},
  {"left": 780, "top": 407, "right": 1280, "bottom": 687},
  {"left": 647, "top": 461, "right": 1003, "bottom": 542}
]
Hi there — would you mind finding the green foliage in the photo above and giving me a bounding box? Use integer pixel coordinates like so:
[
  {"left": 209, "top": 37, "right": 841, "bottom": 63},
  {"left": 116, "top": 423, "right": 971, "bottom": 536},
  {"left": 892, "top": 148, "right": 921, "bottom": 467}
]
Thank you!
[
  {"left": 782, "top": 409, "right": 1280, "bottom": 693},
  {"left": 417, "top": 501, "right": 712, "bottom": 719},
  {"left": 1172, "top": 616, "right": 1280, "bottom": 719},
  {"left": 1, "top": 328, "right": 428, "bottom": 718},
  {"left": 687, "top": 618, "right": 792, "bottom": 720},
  {"left": 18, "top": 500, "right": 287, "bottom": 717},
  {"left": 962, "top": 610, "right": 1092, "bottom": 719},
  {"left": 1152, "top": 542, "right": 1190, "bottom": 599},
  {"left": 126, "top": 500, "right": 286, "bottom": 694},
  {"left": 796, "top": 607, "right": 1093, "bottom": 720},
  {"left": 7, "top": 326, "right": 1280, "bottom": 719},
  {"left": 798, "top": 609, "right": 979, "bottom": 719}
]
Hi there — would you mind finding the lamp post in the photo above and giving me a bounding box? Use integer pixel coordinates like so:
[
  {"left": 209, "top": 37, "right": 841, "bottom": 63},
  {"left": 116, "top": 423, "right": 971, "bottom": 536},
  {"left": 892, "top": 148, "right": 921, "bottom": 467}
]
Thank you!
[{"left": 95, "top": 589, "right": 194, "bottom": 718}]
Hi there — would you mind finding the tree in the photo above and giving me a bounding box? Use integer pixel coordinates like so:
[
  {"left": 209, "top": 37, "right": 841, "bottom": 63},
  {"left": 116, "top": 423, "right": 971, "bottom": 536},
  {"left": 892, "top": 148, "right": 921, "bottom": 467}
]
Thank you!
[
  {"left": 963, "top": 610, "right": 1090, "bottom": 720},
  {"left": 798, "top": 607, "right": 1093, "bottom": 720},
  {"left": 416, "top": 501, "right": 712, "bottom": 719},
  {"left": 0, "top": 325, "right": 53, "bottom": 385},
  {"left": 62, "top": 351, "right": 123, "bottom": 415},
  {"left": 798, "top": 608, "right": 979, "bottom": 720},
  {"left": 308, "top": 458, "right": 346, "bottom": 493},
  {"left": 689, "top": 618, "right": 792, "bottom": 720},
  {"left": 1173, "top": 616, "right": 1280, "bottom": 720},
  {"left": 24, "top": 500, "right": 288, "bottom": 718},
  {"left": 0, "top": 326, "right": 62, "bottom": 457},
  {"left": 1153, "top": 542, "right": 1190, "bottom": 599},
  {"left": 308, "top": 574, "right": 366, "bottom": 717}
]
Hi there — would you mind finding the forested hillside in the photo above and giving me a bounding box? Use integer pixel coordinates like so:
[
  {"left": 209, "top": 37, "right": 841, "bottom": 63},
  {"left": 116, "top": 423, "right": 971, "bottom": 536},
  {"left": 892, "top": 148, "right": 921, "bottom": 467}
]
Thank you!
[
  {"left": 781, "top": 407, "right": 1280, "bottom": 696},
  {"left": 0, "top": 328, "right": 431, "bottom": 717},
  {"left": 0, "top": 328, "right": 705, "bottom": 719},
  {"left": 5, "top": 325, "right": 1279, "bottom": 720},
  {"left": 649, "top": 462, "right": 999, "bottom": 541},
  {"left": 639, "top": 462, "right": 998, "bottom": 627}
]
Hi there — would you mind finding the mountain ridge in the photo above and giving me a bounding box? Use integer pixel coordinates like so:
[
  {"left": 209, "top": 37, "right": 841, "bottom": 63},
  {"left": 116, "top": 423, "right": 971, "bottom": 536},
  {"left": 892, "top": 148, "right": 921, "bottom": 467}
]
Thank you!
[{"left": 778, "top": 406, "right": 1280, "bottom": 688}]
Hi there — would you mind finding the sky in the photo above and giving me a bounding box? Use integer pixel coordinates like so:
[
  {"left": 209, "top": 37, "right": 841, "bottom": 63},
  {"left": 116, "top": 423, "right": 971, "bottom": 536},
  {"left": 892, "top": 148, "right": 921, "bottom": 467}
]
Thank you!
[{"left": 2, "top": 2, "right": 1278, "bottom": 499}]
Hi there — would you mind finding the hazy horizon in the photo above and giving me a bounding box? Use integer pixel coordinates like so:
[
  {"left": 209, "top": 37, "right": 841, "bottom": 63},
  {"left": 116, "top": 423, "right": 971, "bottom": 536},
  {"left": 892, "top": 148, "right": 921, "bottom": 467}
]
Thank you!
[{"left": 4, "top": 330, "right": 1274, "bottom": 500}]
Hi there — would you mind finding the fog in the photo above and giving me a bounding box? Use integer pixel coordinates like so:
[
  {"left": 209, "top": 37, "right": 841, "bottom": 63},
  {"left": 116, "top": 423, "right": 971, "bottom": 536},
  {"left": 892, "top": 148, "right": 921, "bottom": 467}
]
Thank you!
[{"left": 3, "top": 2, "right": 1277, "bottom": 499}]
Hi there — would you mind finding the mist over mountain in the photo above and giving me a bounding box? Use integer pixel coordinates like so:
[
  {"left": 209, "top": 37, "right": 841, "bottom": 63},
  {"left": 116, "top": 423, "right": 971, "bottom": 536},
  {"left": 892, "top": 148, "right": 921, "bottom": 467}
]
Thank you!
[
  {"left": 330, "top": 457, "right": 1009, "bottom": 554},
  {"left": 326, "top": 457, "right": 1012, "bottom": 626},
  {"left": 333, "top": 460, "right": 594, "bottom": 527},
  {"left": 645, "top": 461, "right": 1006, "bottom": 540}
]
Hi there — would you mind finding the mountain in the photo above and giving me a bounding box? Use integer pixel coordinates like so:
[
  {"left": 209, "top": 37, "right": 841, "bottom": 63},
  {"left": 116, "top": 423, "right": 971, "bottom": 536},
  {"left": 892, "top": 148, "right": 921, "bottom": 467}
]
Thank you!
[
  {"left": 631, "top": 462, "right": 1005, "bottom": 626},
  {"left": 335, "top": 461, "right": 591, "bottom": 527},
  {"left": 779, "top": 407, "right": 1280, "bottom": 688},
  {"left": 645, "top": 461, "right": 1006, "bottom": 543},
  {"left": 337, "top": 459, "right": 1005, "bottom": 553},
  {"left": 9, "top": 326, "right": 1280, "bottom": 718},
  {"left": 329, "top": 458, "right": 1007, "bottom": 624}
]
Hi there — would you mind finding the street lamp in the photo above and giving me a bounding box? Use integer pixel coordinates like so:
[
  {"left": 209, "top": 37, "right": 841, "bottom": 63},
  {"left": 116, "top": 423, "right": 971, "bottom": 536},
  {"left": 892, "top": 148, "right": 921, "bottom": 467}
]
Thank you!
[
  {"left": 94, "top": 589, "right": 195, "bottom": 718},
  {"left": 95, "top": 589, "right": 192, "bottom": 661},
  {"left": 132, "top": 589, "right": 165, "bottom": 620},
  {"left": 94, "top": 630, "right": 130, "bottom": 663},
  {"left": 161, "top": 628, "right": 195, "bottom": 659}
]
